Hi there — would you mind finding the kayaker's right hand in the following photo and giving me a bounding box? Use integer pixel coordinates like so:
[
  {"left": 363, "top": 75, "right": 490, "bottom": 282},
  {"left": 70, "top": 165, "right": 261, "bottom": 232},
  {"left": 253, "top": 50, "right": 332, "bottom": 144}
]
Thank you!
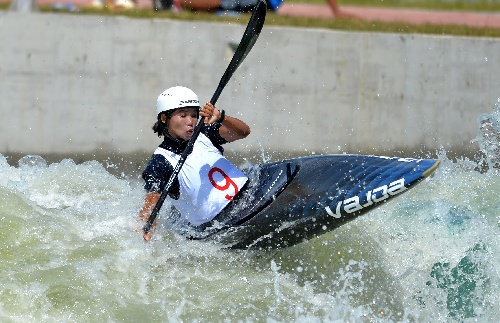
[
  {"left": 138, "top": 192, "right": 161, "bottom": 242},
  {"left": 142, "top": 229, "right": 154, "bottom": 241}
]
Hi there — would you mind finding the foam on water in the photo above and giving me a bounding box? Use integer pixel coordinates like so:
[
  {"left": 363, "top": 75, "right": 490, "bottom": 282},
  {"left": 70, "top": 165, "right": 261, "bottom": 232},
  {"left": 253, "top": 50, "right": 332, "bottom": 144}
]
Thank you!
[{"left": 1, "top": 105, "right": 500, "bottom": 322}]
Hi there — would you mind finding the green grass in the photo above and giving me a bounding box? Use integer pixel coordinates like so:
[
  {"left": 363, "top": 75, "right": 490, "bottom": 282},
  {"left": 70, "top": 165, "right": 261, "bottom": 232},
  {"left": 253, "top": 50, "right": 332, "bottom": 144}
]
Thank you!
[
  {"left": 295, "top": 0, "right": 500, "bottom": 12},
  {"left": 2, "top": 0, "right": 500, "bottom": 37}
]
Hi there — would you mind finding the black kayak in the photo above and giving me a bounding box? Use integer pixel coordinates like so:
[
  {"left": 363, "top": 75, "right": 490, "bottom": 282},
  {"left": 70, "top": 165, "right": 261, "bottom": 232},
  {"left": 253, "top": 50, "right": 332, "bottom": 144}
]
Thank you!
[{"left": 167, "top": 154, "right": 440, "bottom": 250}]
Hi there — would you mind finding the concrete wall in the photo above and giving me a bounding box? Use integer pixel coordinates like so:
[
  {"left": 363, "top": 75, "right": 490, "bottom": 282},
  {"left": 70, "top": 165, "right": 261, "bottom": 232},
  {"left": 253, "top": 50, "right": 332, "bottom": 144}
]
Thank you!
[{"left": 1, "top": 12, "right": 499, "bottom": 161}]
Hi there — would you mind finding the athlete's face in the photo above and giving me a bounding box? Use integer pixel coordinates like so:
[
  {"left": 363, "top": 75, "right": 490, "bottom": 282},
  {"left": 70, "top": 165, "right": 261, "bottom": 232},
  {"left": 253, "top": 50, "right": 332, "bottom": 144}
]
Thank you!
[{"left": 164, "top": 107, "right": 199, "bottom": 141}]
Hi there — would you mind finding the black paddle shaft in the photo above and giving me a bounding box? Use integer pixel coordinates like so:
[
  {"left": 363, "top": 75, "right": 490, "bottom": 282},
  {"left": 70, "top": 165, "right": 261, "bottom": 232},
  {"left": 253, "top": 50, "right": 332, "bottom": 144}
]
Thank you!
[{"left": 143, "top": 1, "right": 267, "bottom": 234}]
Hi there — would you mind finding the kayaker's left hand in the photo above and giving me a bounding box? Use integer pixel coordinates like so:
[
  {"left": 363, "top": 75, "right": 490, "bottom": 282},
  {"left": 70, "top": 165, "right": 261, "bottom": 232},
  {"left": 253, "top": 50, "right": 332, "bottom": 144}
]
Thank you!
[{"left": 200, "top": 102, "right": 222, "bottom": 125}]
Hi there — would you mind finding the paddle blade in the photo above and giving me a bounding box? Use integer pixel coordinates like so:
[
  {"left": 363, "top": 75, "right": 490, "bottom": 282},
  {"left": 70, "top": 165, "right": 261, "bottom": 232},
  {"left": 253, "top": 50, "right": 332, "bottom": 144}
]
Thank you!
[{"left": 210, "top": 0, "right": 267, "bottom": 104}]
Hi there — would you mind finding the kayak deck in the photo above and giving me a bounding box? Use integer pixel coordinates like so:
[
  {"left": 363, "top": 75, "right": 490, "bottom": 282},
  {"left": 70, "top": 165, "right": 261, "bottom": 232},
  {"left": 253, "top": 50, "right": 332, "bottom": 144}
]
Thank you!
[{"left": 170, "top": 154, "right": 440, "bottom": 249}]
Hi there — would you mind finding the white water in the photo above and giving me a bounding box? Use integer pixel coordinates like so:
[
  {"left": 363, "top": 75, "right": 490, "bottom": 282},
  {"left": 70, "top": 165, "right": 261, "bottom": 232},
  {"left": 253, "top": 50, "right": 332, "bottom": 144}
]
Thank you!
[{"left": 1, "top": 105, "right": 500, "bottom": 322}]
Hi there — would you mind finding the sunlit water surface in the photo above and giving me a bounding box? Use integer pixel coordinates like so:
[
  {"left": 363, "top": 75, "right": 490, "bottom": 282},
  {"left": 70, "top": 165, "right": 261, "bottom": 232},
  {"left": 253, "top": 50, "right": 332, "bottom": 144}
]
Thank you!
[{"left": 1, "top": 106, "right": 500, "bottom": 322}]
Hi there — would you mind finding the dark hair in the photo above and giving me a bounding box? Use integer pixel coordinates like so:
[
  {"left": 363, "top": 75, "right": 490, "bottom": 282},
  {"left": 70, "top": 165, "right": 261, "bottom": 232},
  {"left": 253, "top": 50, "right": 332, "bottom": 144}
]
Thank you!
[{"left": 152, "top": 111, "right": 171, "bottom": 137}]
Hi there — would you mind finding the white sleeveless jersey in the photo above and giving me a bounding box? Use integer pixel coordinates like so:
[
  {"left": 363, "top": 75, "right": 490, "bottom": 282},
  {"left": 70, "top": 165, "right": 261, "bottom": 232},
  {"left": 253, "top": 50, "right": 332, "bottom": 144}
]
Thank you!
[{"left": 154, "top": 133, "right": 248, "bottom": 226}]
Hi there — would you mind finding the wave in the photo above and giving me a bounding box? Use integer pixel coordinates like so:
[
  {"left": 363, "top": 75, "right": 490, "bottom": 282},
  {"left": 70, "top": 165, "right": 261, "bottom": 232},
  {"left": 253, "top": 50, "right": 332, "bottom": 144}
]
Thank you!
[{"left": 1, "top": 103, "right": 499, "bottom": 321}]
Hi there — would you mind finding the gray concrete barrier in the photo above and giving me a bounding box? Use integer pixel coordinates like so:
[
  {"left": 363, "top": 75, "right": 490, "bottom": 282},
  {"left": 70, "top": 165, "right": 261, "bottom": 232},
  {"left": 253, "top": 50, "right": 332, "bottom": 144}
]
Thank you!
[{"left": 1, "top": 12, "right": 499, "bottom": 161}]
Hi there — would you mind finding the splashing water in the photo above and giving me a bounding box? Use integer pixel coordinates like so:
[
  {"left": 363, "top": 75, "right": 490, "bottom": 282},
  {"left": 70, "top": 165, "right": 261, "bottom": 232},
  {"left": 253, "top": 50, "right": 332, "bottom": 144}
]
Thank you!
[
  {"left": 1, "top": 108, "right": 500, "bottom": 322},
  {"left": 476, "top": 99, "right": 500, "bottom": 170}
]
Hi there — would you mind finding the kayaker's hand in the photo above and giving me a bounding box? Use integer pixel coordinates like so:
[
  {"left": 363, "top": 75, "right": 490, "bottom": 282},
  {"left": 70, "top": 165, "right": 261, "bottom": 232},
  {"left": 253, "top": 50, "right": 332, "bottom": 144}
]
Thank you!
[
  {"left": 135, "top": 226, "right": 154, "bottom": 241},
  {"left": 200, "top": 102, "right": 222, "bottom": 125},
  {"left": 138, "top": 192, "right": 160, "bottom": 242},
  {"left": 142, "top": 229, "right": 154, "bottom": 241}
]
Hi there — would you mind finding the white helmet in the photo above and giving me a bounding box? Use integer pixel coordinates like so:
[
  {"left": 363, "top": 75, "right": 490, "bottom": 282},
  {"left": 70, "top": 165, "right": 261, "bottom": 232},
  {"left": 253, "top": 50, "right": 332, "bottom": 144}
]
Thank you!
[{"left": 156, "top": 86, "right": 200, "bottom": 115}]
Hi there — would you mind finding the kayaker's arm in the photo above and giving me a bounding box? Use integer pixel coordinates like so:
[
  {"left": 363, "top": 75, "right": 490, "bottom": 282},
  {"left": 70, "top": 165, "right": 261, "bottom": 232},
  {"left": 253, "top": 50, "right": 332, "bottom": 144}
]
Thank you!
[
  {"left": 200, "top": 102, "right": 251, "bottom": 143},
  {"left": 218, "top": 113, "right": 251, "bottom": 142},
  {"left": 138, "top": 192, "right": 161, "bottom": 241}
]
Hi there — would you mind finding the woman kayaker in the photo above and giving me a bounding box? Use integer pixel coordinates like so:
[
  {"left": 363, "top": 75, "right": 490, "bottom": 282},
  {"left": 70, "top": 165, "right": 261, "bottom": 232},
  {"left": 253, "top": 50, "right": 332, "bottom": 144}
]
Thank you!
[{"left": 138, "top": 86, "right": 251, "bottom": 241}]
